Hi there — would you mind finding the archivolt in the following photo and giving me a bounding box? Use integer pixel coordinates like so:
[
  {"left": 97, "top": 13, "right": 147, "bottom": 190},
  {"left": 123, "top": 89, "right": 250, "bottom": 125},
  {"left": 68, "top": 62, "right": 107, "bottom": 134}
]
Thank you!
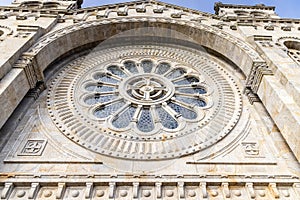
[{"left": 23, "top": 17, "right": 264, "bottom": 82}]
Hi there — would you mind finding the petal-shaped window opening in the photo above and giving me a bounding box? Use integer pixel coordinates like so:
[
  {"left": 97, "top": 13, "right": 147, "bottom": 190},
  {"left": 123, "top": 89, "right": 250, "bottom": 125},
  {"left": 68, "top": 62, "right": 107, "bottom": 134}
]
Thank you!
[
  {"left": 168, "top": 102, "right": 197, "bottom": 120},
  {"left": 137, "top": 108, "right": 155, "bottom": 132},
  {"left": 173, "top": 76, "right": 200, "bottom": 85},
  {"left": 155, "top": 62, "right": 171, "bottom": 74},
  {"left": 93, "top": 73, "right": 119, "bottom": 84},
  {"left": 85, "top": 84, "right": 115, "bottom": 92},
  {"left": 85, "top": 94, "right": 118, "bottom": 105},
  {"left": 94, "top": 101, "right": 126, "bottom": 119},
  {"left": 176, "top": 96, "right": 206, "bottom": 107},
  {"left": 166, "top": 68, "right": 186, "bottom": 79},
  {"left": 141, "top": 60, "right": 154, "bottom": 73},
  {"left": 107, "top": 65, "right": 127, "bottom": 78},
  {"left": 177, "top": 87, "right": 207, "bottom": 94},
  {"left": 124, "top": 61, "right": 138, "bottom": 74},
  {"left": 112, "top": 106, "right": 137, "bottom": 129},
  {"left": 156, "top": 107, "right": 178, "bottom": 129}
]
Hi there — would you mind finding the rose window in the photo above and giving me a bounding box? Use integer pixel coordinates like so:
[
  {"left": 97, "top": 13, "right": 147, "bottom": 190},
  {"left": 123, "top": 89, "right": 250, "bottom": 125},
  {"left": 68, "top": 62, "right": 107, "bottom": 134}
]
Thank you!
[
  {"left": 48, "top": 44, "right": 242, "bottom": 160},
  {"left": 81, "top": 60, "right": 209, "bottom": 134}
]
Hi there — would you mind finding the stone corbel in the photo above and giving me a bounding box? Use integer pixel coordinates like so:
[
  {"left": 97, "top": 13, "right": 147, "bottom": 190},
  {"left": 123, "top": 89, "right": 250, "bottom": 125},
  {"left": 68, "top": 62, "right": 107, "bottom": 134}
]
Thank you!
[
  {"left": 85, "top": 182, "right": 93, "bottom": 199},
  {"left": 153, "top": 6, "right": 166, "bottom": 13},
  {"left": 56, "top": 183, "right": 66, "bottom": 199},
  {"left": 136, "top": 3, "right": 146, "bottom": 13},
  {"left": 1, "top": 182, "right": 13, "bottom": 199},
  {"left": 108, "top": 182, "right": 116, "bottom": 199},
  {"left": 269, "top": 183, "right": 280, "bottom": 199},
  {"left": 246, "top": 182, "right": 256, "bottom": 199},
  {"left": 28, "top": 183, "right": 40, "bottom": 199},
  {"left": 178, "top": 181, "right": 184, "bottom": 198},
  {"left": 132, "top": 182, "right": 139, "bottom": 198},
  {"left": 221, "top": 182, "right": 230, "bottom": 198},
  {"left": 155, "top": 182, "right": 162, "bottom": 198},
  {"left": 117, "top": 6, "right": 128, "bottom": 16},
  {"left": 293, "top": 183, "right": 300, "bottom": 197},
  {"left": 200, "top": 182, "right": 208, "bottom": 198}
]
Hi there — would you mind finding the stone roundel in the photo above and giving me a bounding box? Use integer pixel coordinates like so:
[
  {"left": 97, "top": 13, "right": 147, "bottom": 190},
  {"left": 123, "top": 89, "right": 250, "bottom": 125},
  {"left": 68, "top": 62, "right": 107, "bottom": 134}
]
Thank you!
[{"left": 47, "top": 44, "right": 242, "bottom": 160}]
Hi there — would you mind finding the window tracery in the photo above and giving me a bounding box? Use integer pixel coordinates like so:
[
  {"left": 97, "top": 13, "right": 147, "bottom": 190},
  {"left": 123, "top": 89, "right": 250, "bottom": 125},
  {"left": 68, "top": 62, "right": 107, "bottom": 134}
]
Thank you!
[
  {"left": 81, "top": 59, "right": 209, "bottom": 133},
  {"left": 47, "top": 44, "right": 242, "bottom": 160}
]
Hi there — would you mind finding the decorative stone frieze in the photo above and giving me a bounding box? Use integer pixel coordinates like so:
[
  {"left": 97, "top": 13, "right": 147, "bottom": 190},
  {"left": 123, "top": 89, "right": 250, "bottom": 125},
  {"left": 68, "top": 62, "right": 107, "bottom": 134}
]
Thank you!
[{"left": 0, "top": 174, "right": 299, "bottom": 200}]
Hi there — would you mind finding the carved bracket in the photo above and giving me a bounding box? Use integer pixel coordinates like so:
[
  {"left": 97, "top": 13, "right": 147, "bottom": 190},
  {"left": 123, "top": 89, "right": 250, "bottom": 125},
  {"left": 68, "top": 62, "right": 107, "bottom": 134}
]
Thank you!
[
  {"left": 14, "top": 54, "right": 46, "bottom": 99},
  {"left": 245, "top": 61, "right": 273, "bottom": 103}
]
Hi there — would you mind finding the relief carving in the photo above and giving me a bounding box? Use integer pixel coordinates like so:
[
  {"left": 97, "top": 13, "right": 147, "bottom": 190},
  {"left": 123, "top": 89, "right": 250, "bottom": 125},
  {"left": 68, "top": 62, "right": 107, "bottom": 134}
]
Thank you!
[
  {"left": 18, "top": 140, "right": 47, "bottom": 156},
  {"left": 242, "top": 142, "right": 260, "bottom": 156}
]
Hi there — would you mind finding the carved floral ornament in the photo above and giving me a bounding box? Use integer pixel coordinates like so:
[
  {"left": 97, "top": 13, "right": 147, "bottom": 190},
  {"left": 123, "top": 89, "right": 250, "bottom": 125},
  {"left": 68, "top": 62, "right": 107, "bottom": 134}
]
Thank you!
[{"left": 47, "top": 44, "right": 242, "bottom": 160}]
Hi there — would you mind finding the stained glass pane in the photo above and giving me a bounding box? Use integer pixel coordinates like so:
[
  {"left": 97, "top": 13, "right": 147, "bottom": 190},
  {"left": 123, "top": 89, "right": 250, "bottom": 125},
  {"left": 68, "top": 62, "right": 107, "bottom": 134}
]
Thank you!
[
  {"left": 107, "top": 65, "right": 127, "bottom": 78},
  {"left": 137, "top": 108, "right": 155, "bottom": 132},
  {"left": 173, "top": 76, "right": 199, "bottom": 85},
  {"left": 168, "top": 102, "right": 197, "bottom": 119},
  {"left": 85, "top": 84, "right": 115, "bottom": 92},
  {"left": 93, "top": 73, "right": 119, "bottom": 84},
  {"left": 156, "top": 107, "right": 178, "bottom": 129},
  {"left": 85, "top": 94, "right": 118, "bottom": 105},
  {"left": 141, "top": 60, "right": 153, "bottom": 73},
  {"left": 124, "top": 61, "right": 138, "bottom": 73},
  {"left": 175, "top": 96, "right": 206, "bottom": 107},
  {"left": 94, "top": 101, "right": 125, "bottom": 118},
  {"left": 166, "top": 68, "right": 186, "bottom": 79},
  {"left": 177, "top": 87, "right": 206, "bottom": 94},
  {"left": 155, "top": 62, "right": 171, "bottom": 74},
  {"left": 96, "top": 85, "right": 115, "bottom": 92},
  {"left": 85, "top": 85, "right": 96, "bottom": 91},
  {"left": 112, "top": 106, "right": 136, "bottom": 128}
]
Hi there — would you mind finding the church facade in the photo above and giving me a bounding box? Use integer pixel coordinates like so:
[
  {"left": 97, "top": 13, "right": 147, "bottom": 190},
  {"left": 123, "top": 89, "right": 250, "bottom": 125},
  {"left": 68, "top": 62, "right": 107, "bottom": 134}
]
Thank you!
[{"left": 0, "top": 0, "right": 300, "bottom": 199}]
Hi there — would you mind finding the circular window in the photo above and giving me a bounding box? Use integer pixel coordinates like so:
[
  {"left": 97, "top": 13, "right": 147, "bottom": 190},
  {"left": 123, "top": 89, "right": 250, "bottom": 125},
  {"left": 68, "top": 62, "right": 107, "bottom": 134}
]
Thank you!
[
  {"left": 80, "top": 59, "right": 209, "bottom": 134},
  {"left": 47, "top": 44, "right": 242, "bottom": 160}
]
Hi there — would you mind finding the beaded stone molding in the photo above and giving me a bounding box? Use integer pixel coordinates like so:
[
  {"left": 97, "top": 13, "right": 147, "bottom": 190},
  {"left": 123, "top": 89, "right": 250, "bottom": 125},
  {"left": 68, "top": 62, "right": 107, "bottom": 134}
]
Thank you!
[{"left": 47, "top": 44, "right": 242, "bottom": 160}]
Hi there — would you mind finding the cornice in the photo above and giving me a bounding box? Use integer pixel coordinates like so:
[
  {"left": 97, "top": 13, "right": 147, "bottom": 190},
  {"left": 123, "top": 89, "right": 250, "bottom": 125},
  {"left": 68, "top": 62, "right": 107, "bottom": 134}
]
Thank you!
[
  {"left": 214, "top": 2, "right": 275, "bottom": 15},
  {"left": 0, "top": 173, "right": 299, "bottom": 199}
]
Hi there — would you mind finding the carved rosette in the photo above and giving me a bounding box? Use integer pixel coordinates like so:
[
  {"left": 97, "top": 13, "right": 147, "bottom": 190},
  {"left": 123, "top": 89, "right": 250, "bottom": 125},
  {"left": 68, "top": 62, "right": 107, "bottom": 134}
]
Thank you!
[{"left": 47, "top": 44, "right": 242, "bottom": 160}]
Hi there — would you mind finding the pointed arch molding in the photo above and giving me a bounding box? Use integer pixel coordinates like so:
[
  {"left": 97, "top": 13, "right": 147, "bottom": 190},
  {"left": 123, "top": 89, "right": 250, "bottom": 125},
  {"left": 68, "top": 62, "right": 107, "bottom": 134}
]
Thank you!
[{"left": 17, "top": 17, "right": 268, "bottom": 87}]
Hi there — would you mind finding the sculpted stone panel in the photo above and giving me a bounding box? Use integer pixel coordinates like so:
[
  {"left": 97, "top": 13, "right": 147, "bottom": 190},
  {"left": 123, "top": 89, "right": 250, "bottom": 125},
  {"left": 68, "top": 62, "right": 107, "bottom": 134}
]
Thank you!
[{"left": 0, "top": 174, "right": 299, "bottom": 200}]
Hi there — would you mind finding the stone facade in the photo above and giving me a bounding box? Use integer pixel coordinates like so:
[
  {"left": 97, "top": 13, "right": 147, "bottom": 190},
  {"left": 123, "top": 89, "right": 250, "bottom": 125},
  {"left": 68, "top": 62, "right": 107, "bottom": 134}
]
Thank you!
[{"left": 0, "top": 0, "right": 300, "bottom": 199}]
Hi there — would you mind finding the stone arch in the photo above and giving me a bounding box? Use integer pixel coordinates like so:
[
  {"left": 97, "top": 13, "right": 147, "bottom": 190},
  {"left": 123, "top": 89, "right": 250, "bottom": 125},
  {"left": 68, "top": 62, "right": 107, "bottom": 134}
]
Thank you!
[
  {"left": 23, "top": 17, "right": 264, "bottom": 87},
  {"left": 278, "top": 36, "right": 300, "bottom": 65}
]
